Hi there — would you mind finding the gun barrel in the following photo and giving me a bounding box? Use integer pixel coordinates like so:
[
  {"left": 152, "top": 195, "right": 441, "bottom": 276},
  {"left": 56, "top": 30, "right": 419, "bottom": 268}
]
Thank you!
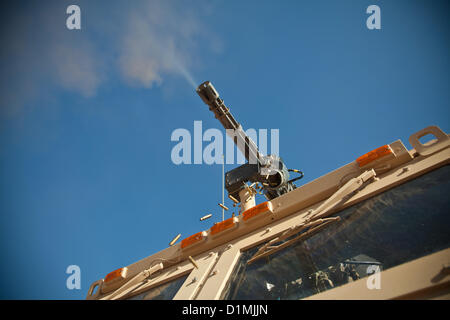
[
  {"left": 196, "top": 81, "right": 240, "bottom": 130},
  {"left": 196, "top": 81, "right": 263, "bottom": 165}
]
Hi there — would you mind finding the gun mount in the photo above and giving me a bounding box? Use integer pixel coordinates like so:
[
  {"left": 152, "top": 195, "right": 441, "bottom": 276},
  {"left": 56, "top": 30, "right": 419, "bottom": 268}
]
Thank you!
[{"left": 196, "top": 81, "right": 303, "bottom": 202}]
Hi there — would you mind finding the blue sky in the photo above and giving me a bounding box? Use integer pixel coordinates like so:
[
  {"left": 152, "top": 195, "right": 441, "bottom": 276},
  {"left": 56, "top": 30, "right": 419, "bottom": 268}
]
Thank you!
[{"left": 0, "top": 0, "right": 448, "bottom": 299}]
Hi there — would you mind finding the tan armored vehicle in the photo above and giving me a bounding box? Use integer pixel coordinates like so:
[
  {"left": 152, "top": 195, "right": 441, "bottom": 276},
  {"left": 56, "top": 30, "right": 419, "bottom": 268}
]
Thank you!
[{"left": 87, "top": 82, "right": 450, "bottom": 300}]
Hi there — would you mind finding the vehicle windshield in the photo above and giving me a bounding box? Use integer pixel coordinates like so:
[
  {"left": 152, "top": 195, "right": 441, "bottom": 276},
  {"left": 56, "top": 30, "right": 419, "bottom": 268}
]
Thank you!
[
  {"left": 222, "top": 165, "right": 450, "bottom": 300},
  {"left": 127, "top": 274, "right": 188, "bottom": 300}
]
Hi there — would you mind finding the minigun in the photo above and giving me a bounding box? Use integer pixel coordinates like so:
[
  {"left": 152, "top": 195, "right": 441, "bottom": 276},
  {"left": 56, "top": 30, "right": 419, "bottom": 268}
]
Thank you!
[{"left": 196, "top": 81, "right": 303, "bottom": 202}]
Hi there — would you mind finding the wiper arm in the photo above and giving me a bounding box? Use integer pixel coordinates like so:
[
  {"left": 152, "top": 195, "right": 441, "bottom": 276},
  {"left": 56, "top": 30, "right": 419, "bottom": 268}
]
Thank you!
[
  {"left": 343, "top": 260, "right": 382, "bottom": 266},
  {"left": 247, "top": 170, "right": 377, "bottom": 265}
]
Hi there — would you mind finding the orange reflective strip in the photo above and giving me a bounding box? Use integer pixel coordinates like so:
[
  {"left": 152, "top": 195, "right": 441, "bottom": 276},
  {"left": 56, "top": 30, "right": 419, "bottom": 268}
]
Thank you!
[
  {"left": 210, "top": 217, "right": 236, "bottom": 236},
  {"left": 181, "top": 231, "right": 205, "bottom": 249},
  {"left": 356, "top": 145, "right": 393, "bottom": 167},
  {"left": 242, "top": 202, "right": 271, "bottom": 221}
]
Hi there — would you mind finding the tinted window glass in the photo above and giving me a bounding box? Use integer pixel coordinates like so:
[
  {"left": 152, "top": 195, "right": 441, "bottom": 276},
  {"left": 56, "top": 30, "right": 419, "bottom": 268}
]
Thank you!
[
  {"left": 222, "top": 165, "right": 450, "bottom": 300},
  {"left": 128, "top": 274, "right": 188, "bottom": 300}
]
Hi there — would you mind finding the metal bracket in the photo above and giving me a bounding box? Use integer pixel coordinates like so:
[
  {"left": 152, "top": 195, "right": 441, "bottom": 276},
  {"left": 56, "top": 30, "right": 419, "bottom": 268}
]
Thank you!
[{"left": 409, "top": 125, "right": 449, "bottom": 156}]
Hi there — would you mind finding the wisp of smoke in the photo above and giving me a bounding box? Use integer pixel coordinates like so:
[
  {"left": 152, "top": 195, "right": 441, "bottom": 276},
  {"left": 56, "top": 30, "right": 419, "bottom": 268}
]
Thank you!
[
  {"left": 1, "top": 0, "right": 212, "bottom": 113},
  {"left": 119, "top": 0, "right": 201, "bottom": 89},
  {"left": 176, "top": 62, "right": 198, "bottom": 89}
]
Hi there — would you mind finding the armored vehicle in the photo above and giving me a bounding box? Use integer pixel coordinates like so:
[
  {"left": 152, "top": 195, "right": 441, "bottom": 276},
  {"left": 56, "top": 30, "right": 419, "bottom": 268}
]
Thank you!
[{"left": 87, "top": 82, "right": 450, "bottom": 300}]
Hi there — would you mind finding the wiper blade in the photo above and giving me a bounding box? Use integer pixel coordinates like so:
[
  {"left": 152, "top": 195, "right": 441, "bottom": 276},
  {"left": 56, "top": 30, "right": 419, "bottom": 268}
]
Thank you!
[
  {"left": 343, "top": 260, "right": 382, "bottom": 266},
  {"left": 247, "top": 170, "right": 377, "bottom": 265}
]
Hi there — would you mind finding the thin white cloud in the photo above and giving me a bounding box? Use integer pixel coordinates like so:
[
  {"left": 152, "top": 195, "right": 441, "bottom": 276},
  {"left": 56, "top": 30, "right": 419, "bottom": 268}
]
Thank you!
[
  {"left": 50, "top": 41, "right": 104, "bottom": 98},
  {"left": 0, "top": 4, "right": 104, "bottom": 113}
]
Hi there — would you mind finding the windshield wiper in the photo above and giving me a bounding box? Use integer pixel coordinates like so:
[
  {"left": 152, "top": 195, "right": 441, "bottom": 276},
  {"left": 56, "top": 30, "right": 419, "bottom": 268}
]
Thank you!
[
  {"left": 343, "top": 260, "right": 382, "bottom": 266},
  {"left": 248, "top": 170, "right": 377, "bottom": 265}
]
